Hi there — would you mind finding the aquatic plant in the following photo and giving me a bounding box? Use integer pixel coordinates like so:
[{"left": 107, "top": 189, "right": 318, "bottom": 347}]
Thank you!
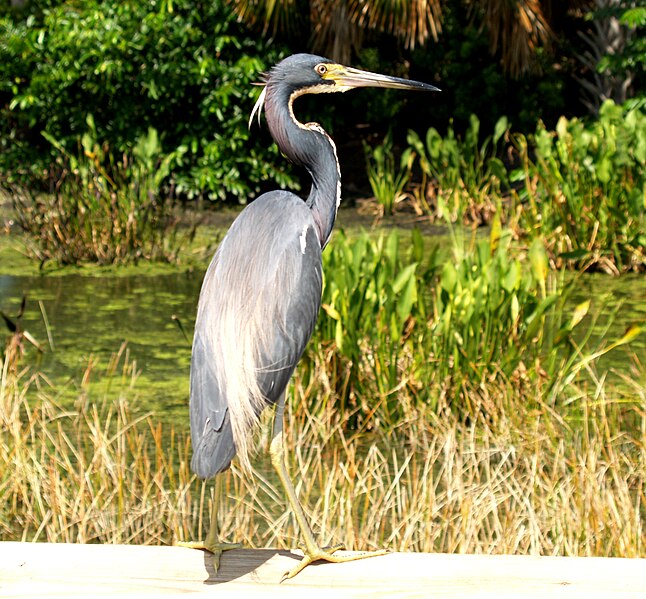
[
  {"left": 7, "top": 120, "right": 191, "bottom": 266},
  {"left": 512, "top": 100, "right": 646, "bottom": 273},
  {"left": 312, "top": 227, "right": 584, "bottom": 421},
  {"left": 406, "top": 115, "right": 510, "bottom": 224},
  {"left": 400, "top": 102, "right": 645, "bottom": 272},
  {"left": 364, "top": 132, "right": 415, "bottom": 216},
  {"left": 313, "top": 229, "right": 435, "bottom": 418}
]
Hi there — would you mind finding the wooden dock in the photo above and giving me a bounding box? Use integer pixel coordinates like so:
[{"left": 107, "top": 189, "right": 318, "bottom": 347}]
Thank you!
[{"left": 1, "top": 542, "right": 644, "bottom": 598}]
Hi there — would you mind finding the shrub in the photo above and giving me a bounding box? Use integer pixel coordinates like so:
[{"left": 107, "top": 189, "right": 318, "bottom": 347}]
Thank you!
[{"left": 0, "top": 0, "right": 296, "bottom": 202}]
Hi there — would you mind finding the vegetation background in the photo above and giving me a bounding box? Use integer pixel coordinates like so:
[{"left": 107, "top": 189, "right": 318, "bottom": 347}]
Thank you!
[
  {"left": 0, "top": 0, "right": 644, "bottom": 561},
  {"left": 1, "top": 0, "right": 643, "bottom": 203}
]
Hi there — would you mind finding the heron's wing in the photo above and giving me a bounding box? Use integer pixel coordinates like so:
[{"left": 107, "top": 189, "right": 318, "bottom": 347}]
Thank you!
[
  {"left": 190, "top": 192, "right": 323, "bottom": 477},
  {"left": 189, "top": 332, "right": 237, "bottom": 475}
]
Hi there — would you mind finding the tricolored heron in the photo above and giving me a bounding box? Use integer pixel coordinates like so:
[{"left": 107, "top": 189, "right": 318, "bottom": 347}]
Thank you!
[{"left": 180, "top": 53, "right": 439, "bottom": 580}]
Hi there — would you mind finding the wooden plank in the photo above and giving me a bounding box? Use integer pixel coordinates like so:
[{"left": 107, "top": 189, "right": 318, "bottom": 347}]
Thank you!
[{"left": 0, "top": 541, "right": 644, "bottom": 598}]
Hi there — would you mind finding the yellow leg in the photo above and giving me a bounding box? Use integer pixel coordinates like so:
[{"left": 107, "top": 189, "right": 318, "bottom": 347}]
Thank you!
[
  {"left": 177, "top": 477, "right": 241, "bottom": 572},
  {"left": 270, "top": 396, "right": 389, "bottom": 581}
]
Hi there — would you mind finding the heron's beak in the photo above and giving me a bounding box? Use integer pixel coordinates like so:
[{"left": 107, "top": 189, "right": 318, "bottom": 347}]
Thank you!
[{"left": 324, "top": 65, "right": 440, "bottom": 93}]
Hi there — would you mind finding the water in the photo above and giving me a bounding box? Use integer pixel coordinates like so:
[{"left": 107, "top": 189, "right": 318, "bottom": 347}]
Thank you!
[
  {"left": 0, "top": 271, "right": 202, "bottom": 425},
  {"left": 1, "top": 264, "right": 644, "bottom": 432},
  {"left": 565, "top": 272, "right": 646, "bottom": 374}
]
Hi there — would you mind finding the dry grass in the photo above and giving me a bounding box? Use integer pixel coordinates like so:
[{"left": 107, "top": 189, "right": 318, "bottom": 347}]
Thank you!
[{"left": 1, "top": 347, "right": 643, "bottom": 557}]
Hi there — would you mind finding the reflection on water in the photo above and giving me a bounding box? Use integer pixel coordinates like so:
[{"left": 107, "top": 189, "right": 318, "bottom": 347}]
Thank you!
[{"left": 0, "top": 268, "right": 644, "bottom": 431}]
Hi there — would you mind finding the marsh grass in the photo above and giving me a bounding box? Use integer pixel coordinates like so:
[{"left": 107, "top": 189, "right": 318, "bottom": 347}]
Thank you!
[
  {"left": 0, "top": 362, "right": 194, "bottom": 544},
  {"left": 1, "top": 229, "right": 643, "bottom": 555},
  {"left": 283, "top": 377, "right": 645, "bottom": 556},
  {"left": 1, "top": 337, "right": 643, "bottom": 556},
  {"left": 5, "top": 121, "right": 191, "bottom": 266}
]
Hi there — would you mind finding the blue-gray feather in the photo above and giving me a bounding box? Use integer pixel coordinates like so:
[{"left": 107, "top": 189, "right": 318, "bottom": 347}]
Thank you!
[
  {"left": 190, "top": 191, "right": 323, "bottom": 478},
  {"left": 190, "top": 54, "right": 344, "bottom": 479}
]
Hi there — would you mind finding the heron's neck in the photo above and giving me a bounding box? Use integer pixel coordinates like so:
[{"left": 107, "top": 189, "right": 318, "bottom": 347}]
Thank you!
[{"left": 265, "top": 86, "right": 340, "bottom": 248}]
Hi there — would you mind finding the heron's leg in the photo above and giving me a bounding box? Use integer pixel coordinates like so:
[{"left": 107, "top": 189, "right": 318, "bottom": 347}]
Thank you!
[
  {"left": 270, "top": 394, "right": 388, "bottom": 581},
  {"left": 176, "top": 476, "right": 241, "bottom": 572}
]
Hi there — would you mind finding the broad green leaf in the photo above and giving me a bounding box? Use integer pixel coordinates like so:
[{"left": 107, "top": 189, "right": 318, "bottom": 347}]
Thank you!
[
  {"left": 397, "top": 273, "right": 417, "bottom": 321},
  {"left": 493, "top": 116, "right": 509, "bottom": 145},
  {"left": 392, "top": 263, "right": 417, "bottom": 295},
  {"left": 529, "top": 238, "right": 548, "bottom": 289},
  {"left": 441, "top": 261, "right": 457, "bottom": 293}
]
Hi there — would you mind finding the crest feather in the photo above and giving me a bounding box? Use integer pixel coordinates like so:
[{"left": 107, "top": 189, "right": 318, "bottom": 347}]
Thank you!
[{"left": 248, "top": 85, "right": 267, "bottom": 129}]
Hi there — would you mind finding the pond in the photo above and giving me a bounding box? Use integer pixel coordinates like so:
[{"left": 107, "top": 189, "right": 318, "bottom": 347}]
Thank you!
[
  {"left": 0, "top": 271, "right": 198, "bottom": 426},
  {"left": 1, "top": 242, "right": 645, "bottom": 434}
]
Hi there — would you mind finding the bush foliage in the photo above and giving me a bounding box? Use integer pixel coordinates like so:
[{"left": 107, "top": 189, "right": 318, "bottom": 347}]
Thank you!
[
  {"left": 9, "top": 118, "right": 187, "bottom": 265},
  {"left": 0, "top": 0, "right": 297, "bottom": 201}
]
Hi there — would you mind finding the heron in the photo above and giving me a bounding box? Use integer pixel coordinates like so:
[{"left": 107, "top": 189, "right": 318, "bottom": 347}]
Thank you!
[{"left": 179, "top": 53, "right": 439, "bottom": 580}]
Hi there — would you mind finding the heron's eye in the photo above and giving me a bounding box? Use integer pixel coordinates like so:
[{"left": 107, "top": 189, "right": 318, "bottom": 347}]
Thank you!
[{"left": 316, "top": 64, "right": 327, "bottom": 76}]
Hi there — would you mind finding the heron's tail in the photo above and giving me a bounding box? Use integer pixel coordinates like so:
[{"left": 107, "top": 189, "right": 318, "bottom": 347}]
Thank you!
[{"left": 191, "top": 411, "right": 237, "bottom": 478}]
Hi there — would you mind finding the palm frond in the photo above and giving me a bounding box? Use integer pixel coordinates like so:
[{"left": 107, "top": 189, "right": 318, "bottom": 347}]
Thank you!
[
  {"left": 311, "top": 0, "right": 364, "bottom": 64},
  {"left": 350, "top": 0, "right": 443, "bottom": 49},
  {"left": 227, "top": 0, "right": 302, "bottom": 36},
  {"left": 475, "top": 0, "right": 553, "bottom": 77}
]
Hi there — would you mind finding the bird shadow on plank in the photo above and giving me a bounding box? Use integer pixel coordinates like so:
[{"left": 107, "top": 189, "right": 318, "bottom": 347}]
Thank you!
[{"left": 201, "top": 548, "right": 305, "bottom": 585}]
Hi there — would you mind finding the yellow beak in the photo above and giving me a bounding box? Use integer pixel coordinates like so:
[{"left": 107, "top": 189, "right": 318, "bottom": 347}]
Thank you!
[{"left": 323, "top": 64, "right": 440, "bottom": 93}]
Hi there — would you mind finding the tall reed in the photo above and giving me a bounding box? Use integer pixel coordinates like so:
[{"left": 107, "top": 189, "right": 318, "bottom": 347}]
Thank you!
[{"left": 2, "top": 345, "right": 643, "bottom": 557}]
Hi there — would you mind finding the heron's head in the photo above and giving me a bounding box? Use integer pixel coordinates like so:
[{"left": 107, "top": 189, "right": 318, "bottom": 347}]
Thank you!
[{"left": 249, "top": 53, "right": 439, "bottom": 127}]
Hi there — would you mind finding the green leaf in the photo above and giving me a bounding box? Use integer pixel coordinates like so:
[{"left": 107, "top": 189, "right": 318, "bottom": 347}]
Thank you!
[
  {"left": 397, "top": 271, "right": 418, "bottom": 321},
  {"left": 529, "top": 238, "right": 549, "bottom": 288},
  {"left": 441, "top": 261, "right": 458, "bottom": 293},
  {"left": 493, "top": 116, "right": 509, "bottom": 145},
  {"left": 392, "top": 263, "right": 417, "bottom": 295}
]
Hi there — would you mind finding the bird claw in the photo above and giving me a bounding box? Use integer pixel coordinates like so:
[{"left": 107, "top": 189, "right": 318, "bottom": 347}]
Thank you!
[
  {"left": 281, "top": 544, "right": 389, "bottom": 582},
  {"left": 176, "top": 539, "right": 242, "bottom": 573}
]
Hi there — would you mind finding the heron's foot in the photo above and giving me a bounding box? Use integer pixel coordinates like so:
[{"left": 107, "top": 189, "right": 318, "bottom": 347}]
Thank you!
[
  {"left": 282, "top": 543, "right": 389, "bottom": 582},
  {"left": 176, "top": 539, "right": 242, "bottom": 573}
]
